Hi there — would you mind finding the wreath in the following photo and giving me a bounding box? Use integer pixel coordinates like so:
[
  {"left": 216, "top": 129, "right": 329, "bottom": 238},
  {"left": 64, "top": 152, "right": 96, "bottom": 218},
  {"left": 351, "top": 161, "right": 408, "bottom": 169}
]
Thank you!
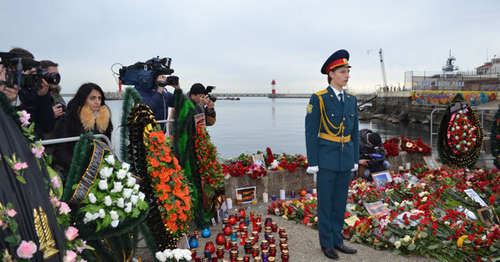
[
  {"left": 491, "top": 105, "right": 500, "bottom": 169},
  {"left": 193, "top": 123, "right": 225, "bottom": 219},
  {"left": 145, "top": 128, "right": 192, "bottom": 238},
  {"left": 437, "top": 93, "right": 483, "bottom": 168}
]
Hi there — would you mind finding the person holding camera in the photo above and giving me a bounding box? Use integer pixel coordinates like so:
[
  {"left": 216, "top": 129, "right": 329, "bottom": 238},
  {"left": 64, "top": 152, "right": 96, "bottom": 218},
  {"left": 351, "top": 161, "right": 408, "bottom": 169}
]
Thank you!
[
  {"left": 137, "top": 73, "right": 179, "bottom": 131},
  {"left": 40, "top": 60, "right": 66, "bottom": 140},
  {"left": 0, "top": 48, "right": 55, "bottom": 139},
  {"left": 358, "top": 129, "right": 390, "bottom": 180},
  {"left": 187, "top": 83, "right": 216, "bottom": 126}
]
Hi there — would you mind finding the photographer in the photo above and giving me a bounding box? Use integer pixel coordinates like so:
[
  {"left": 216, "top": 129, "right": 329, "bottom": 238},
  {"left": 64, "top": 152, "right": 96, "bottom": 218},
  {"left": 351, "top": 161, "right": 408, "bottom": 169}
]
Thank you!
[
  {"left": 0, "top": 48, "right": 55, "bottom": 139},
  {"left": 358, "top": 129, "right": 390, "bottom": 180},
  {"left": 187, "top": 83, "right": 216, "bottom": 126},
  {"left": 40, "top": 60, "right": 66, "bottom": 140}
]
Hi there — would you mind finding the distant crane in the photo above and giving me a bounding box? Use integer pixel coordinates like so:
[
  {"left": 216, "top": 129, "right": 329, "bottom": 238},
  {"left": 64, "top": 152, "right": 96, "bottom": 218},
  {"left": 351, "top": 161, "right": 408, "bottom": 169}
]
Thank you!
[
  {"left": 379, "top": 48, "right": 388, "bottom": 90},
  {"left": 367, "top": 48, "right": 388, "bottom": 90}
]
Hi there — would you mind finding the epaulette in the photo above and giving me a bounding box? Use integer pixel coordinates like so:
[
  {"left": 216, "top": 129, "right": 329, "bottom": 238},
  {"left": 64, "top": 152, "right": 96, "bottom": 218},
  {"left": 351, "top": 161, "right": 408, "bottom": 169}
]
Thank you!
[
  {"left": 314, "top": 89, "right": 328, "bottom": 96},
  {"left": 345, "top": 91, "right": 356, "bottom": 97}
]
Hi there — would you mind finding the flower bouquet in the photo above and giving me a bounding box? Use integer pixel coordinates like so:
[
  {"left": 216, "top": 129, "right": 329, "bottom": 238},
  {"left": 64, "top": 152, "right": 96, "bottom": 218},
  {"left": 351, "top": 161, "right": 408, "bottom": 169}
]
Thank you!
[
  {"left": 382, "top": 136, "right": 431, "bottom": 157},
  {"left": 146, "top": 129, "right": 192, "bottom": 239},
  {"left": 78, "top": 152, "right": 148, "bottom": 232},
  {"left": 267, "top": 165, "right": 500, "bottom": 261},
  {"left": 438, "top": 93, "right": 484, "bottom": 168},
  {"left": 194, "top": 124, "right": 225, "bottom": 204}
]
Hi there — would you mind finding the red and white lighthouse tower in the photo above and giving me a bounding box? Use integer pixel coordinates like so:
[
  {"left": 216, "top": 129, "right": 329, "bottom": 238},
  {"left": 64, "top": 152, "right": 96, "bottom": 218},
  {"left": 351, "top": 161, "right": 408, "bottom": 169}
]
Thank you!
[{"left": 271, "top": 79, "right": 276, "bottom": 94}]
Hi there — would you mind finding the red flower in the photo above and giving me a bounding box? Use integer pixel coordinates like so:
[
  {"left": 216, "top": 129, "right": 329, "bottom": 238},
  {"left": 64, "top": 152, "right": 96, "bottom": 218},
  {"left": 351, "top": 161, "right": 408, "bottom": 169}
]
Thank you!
[{"left": 489, "top": 194, "right": 496, "bottom": 204}]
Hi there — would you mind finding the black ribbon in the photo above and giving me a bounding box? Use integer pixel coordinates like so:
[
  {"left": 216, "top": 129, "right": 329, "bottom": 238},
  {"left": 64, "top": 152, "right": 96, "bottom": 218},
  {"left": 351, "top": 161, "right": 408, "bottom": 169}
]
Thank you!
[{"left": 69, "top": 139, "right": 110, "bottom": 206}]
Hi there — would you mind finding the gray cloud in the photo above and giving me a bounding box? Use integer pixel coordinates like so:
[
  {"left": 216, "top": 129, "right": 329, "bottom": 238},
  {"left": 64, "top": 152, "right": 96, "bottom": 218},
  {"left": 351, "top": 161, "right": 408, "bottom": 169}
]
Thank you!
[{"left": 2, "top": 0, "right": 499, "bottom": 94}]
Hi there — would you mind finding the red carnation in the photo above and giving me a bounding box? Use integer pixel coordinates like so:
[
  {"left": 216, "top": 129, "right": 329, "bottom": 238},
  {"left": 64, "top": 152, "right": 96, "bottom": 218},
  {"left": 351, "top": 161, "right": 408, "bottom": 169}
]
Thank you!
[{"left": 490, "top": 195, "right": 496, "bottom": 204}]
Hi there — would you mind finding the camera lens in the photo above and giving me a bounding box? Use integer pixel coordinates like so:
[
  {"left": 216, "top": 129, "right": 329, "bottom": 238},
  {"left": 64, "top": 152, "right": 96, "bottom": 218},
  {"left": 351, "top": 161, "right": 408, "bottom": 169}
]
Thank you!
[{"left": 42, "top": 72, "right": 61, "bottom": 85}]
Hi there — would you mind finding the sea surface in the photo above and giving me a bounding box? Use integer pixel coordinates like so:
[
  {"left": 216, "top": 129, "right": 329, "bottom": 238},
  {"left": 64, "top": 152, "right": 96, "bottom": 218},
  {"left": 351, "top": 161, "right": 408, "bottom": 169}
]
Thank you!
[{"left": 106, "top": 97, "right": 433, "bottom": 159}]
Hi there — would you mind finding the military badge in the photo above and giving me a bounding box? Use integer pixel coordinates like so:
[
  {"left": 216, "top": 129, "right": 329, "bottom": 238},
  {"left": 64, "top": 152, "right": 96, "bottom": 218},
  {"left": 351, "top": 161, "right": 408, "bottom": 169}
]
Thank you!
[{"left": 307, "top": 104, "right": 313, "bottom": 114}]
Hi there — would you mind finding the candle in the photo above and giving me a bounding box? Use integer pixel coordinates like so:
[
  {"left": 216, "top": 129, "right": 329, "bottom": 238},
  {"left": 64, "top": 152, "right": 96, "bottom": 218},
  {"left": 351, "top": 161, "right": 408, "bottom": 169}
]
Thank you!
[
  {"left": 398, "top": 166, "right": 404, "bottom": 171},
  {"left": 263, "top": 193, "right": 268, "bottom": 203},
  {"left": 405, "top": 162, "right": 411, "bottom": 170},
  {"left": 236, "top": 194, "right": 242, "bottom": 200},
  {"left": 227, "top": 198, "right": 233, "bottom": 209},
  {"left": 280, "top": 190, "right": 286, "bottom": 200},
  {"left": 312, "top": 188, "right": 317, "bottom": 195}
]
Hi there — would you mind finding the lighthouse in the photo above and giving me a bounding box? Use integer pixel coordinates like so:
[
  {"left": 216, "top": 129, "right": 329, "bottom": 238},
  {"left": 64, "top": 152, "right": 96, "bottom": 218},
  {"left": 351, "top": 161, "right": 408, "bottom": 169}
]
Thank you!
[{"left": 271, "top": 79, "right": 276, "bottom": 94}]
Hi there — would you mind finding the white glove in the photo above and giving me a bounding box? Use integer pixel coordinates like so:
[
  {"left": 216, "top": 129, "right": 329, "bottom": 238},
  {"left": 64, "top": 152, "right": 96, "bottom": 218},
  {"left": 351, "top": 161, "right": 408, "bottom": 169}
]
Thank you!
[
  {"left": 306, "top": 166, "right": 318, "bottom": 174},
  {"left": 351, "top": 163, "right": 359, "bottom": 172}
]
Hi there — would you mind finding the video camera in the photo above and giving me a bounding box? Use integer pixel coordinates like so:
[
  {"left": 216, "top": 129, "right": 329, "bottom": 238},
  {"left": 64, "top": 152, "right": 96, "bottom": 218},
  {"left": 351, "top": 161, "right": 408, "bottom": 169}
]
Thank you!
[
  {"left": 0, "top": 52, "right": 60, "bottom": 90},
  {"left": 205, "top": 85, "right": 217, "bottom": 102},
  {"left": 119, "top": 56, "right": 178, "bottom": 90}
]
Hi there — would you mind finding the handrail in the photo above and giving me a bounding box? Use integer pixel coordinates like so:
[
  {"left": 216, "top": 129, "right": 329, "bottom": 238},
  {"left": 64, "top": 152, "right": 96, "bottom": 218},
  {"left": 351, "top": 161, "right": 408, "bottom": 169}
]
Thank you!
[
  {"left": 110, "top": 119, "right": 175, "bottom": 152},
  {"left": 41, "top": 134, "right": 112, "bottom": 149}
]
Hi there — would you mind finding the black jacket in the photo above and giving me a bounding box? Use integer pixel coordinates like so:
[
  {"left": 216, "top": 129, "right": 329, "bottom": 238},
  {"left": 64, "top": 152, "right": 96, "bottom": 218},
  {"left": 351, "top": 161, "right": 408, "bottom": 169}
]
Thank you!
[
  {"left": 52, "top": 105, "right": 112, "bottom": 176},
  {"left": 359, "top": 129, "right": 386, "bottom": 169}
]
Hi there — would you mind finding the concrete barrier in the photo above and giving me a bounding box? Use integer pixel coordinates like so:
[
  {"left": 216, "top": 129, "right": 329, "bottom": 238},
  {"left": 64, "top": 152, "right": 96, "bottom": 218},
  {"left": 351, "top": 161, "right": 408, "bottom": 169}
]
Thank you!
[{"left": 223, "top": 152, "right": 431, "bottom": 202}]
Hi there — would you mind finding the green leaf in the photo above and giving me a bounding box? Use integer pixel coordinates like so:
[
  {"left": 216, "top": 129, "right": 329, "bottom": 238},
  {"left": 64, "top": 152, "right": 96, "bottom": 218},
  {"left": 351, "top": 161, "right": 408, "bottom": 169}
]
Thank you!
[
  {"left": 420, "top": 231, "right": 428, "bottom": 238},
  {"left": 5, "top": 234, "right": 21, "bottom": 246},
  {"left": 427, "top": 244, "right": 438, "bottom": 250},
  {"left": 408, "top": 244, "right": 416, "bottom": 251},
  {"left": 16, "top": 176, "right": 26, "bottom": 184},
  {"left": 383, "top": 231, "right": 392, "bottom": 237}
]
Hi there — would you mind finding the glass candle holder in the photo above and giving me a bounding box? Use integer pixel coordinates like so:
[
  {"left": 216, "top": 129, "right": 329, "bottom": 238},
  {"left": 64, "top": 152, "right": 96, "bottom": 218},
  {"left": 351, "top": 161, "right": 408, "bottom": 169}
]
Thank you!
[{"left": 252, "top": 245, "right": 260, "bottom": 258}]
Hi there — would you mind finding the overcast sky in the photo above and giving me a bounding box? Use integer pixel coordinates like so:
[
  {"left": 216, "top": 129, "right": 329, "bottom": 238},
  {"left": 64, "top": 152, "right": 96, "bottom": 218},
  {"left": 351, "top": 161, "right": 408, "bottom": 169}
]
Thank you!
[{"left": 3, "top": 0, "right": 500, "bottom": 94}]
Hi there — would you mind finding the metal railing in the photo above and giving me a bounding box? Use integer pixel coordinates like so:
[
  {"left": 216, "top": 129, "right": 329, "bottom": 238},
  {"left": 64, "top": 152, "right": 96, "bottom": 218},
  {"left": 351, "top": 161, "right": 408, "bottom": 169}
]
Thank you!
[{"left": 41, "top": 134, "right": 113, "bottom": 148}]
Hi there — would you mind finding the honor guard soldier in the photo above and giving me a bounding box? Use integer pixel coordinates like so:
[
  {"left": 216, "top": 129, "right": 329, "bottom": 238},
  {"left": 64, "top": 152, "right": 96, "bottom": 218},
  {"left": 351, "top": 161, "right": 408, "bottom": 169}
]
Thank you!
[{"left": 305, "top": 49, "right": 359, "bottom": 259}]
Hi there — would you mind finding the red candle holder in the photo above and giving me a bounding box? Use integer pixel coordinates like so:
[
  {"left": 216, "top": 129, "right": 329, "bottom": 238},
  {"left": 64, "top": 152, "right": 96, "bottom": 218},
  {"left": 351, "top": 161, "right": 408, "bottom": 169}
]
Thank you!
[{"left": 205, "top": 241, "right": 215, "bottom": 254}]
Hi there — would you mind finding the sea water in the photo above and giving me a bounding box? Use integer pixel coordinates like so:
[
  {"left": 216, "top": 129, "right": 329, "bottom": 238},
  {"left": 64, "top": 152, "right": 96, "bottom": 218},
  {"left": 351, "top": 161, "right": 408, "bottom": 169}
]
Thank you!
[{"left": 106, "top": 97, "right": 433, "bottom": 159}]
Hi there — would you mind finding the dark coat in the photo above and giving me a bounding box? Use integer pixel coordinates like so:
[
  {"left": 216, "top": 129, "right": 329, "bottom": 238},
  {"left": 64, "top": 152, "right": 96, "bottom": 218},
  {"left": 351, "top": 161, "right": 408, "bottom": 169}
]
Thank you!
[
  {"left": 52, "top": 105, "right": 112, "bottom": 176},
  {"left": 359, "top": 129, "right": 386, "bottom": 169}
]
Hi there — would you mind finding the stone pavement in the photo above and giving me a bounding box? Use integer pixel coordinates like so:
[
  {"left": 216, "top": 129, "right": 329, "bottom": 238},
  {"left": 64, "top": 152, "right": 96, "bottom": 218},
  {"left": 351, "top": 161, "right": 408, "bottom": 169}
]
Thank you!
[{"left": 135, "top": 201, "right": 438, "bottom": 262}]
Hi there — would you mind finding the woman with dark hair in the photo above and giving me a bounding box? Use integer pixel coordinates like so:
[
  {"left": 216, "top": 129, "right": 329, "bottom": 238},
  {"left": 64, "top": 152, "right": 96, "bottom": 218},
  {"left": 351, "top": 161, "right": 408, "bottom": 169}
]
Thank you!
[{"left": 52, "top": 83, "right": 113, "bottom": 176}]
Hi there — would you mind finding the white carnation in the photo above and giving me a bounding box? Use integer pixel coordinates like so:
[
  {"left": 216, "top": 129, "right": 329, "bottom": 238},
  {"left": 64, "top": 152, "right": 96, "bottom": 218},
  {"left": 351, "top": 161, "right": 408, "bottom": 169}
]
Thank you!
[
  {"left": 131, "top": 195, "right": 139, "bottom": 205},
  {"left": 99, "top": 167, "right": 113, "bottom": 179},
  {"left": 92, "top": 213, "right": 100, "bottom": 221},
  {"left": 104, "top": 196, "right": 112, "bottom": 206},
  {"left": 116, "top": 198, "right": 125, "bottom": 208},
  {"left": 121, "top": 162, "right": 130, "bottom": 171},
  {"left": 123, "top": 188, "right": 133, "bottom": 199},
  {"left": 99, "top": 209, "right": 105, "bottom": 218},
  {"left": 105, "top": 154, "right": 115, "bottom": 165},
  {"left": 88, "top": 193, "right": 97, "bottom": 204},
  {"left": 155, "top": 251, "right": 166, "bottom": 262},
  {"left": 138, "top": 192, "right": 145, "bottom": 201},
  {"left": 116, "top": 169, "right": 127, "bottom": 180},
  {"left": 403, "top": 235, "right": 411, "bottom": 242},
  {"left": 83, "top": 212, "right": 93, "bottom": 223},
  {"left": 133, "top": 184, "right": 140, "bottom": 191},
  {"left": 127, "top": 177, "right": 136, "bottom": 187},
  {"left": 111, "top": 182, "right": 123, "bottom": 193},
  {"left": 111, "top": 220, "right": 119, "bottom": 228},
  {"left": 110, "top": 210, "right": 119, "bottom": 220},
  {"left": 172, "top": 249, "right": 184, "bottom": 260},
  {"left": 124, "top": 202, "right": 132, "bottom": 213},
  {"left": 98, "top": 179, "right": 108, "bottom": 190}
]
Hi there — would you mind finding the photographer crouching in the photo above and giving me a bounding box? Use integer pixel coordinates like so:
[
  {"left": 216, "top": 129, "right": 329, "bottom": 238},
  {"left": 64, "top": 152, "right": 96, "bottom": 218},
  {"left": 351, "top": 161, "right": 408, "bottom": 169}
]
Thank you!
[
  {"left": 357, "top": 129, "right": 390, "bottom": 180},
  {"left": 187, "top": 83, "right": 216, "bottom": 126}
]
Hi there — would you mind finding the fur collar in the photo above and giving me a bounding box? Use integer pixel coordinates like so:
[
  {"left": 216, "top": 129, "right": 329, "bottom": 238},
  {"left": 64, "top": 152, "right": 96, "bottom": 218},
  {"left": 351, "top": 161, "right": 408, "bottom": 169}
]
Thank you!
[{"left": 79, "top": 105, "right": 111, "bottom": 133}]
